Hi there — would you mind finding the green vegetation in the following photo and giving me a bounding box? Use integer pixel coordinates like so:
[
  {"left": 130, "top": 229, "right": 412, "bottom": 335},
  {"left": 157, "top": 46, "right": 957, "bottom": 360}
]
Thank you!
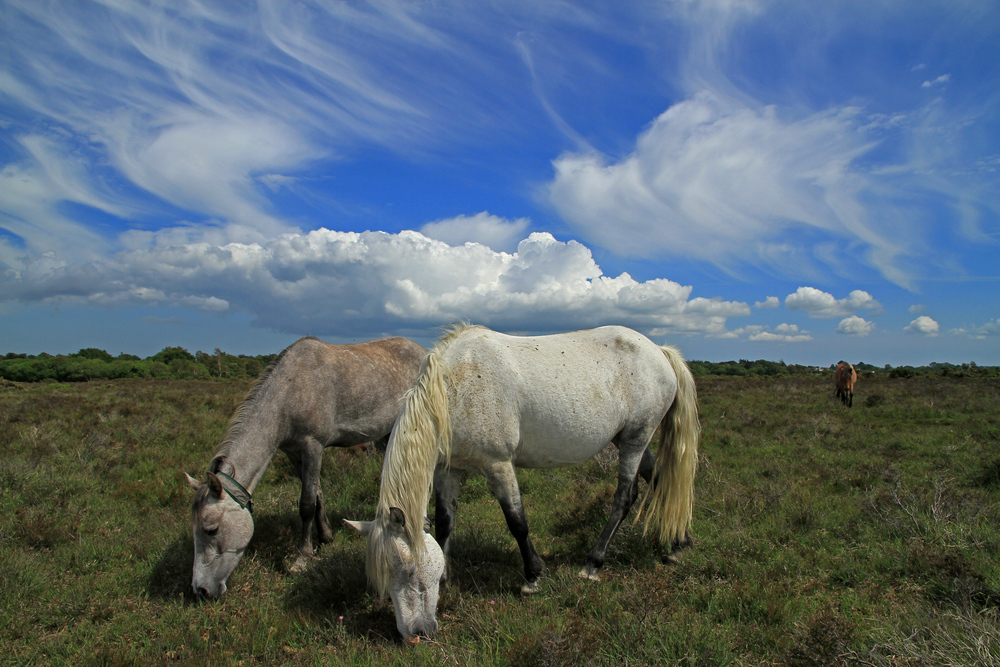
[
  {"left": 2, "top": 373, "right": 999, "bottom": 665},
  {"left": 4, "top": 346, "right": 997, "bottom": 384},
  {"left": 0, "top": 348, "right": 277, "bottom": 383},
  {"left": 687, "top": 358, "right": 1000, "bottom": 378}
]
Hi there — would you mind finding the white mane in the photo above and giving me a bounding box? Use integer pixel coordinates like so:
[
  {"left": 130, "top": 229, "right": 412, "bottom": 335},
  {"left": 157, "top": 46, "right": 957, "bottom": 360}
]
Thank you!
[{"left": 367, "top": 330, "right": 464, "bottom": 595}]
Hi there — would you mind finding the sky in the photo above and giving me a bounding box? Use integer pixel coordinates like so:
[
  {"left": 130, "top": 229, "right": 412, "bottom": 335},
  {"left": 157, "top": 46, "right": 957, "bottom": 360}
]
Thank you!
[{"left": 1, "top": 0, "right": 999, "bottom": 366}]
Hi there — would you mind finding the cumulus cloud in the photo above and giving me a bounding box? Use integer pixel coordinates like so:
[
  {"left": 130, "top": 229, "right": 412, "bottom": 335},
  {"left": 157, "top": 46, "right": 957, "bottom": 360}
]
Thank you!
[
  {"left": 420, "top": 212, "right": 530, "bottom": 253},
  {"left": 0, "top": 230, "right": 750, "bottom": 339},
  {"left": 716, "top": 323, "right": 812, "bottom": 342},
  {"left": 904, "top": 315, "right": 940, "bottom": 335},
  {"left": 836, "top": 315, "right": 874, "bottom": 336},
  {"left": 755, "top": 296, "right": 780, "bottom": 309},
  {"left": 785, "top": 287, "right": 881, "bottom": 318}
]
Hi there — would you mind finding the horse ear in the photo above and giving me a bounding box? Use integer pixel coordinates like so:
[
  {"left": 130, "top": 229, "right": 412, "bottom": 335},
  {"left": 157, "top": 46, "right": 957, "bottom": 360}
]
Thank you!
[
  {"left": 184, "top": 472, "right": 202, "bottom": 491},
  {"left": 210, "top": 457, "right": 235, "bottom": 477},
  {"left": 389, "top": 507, "right": 406, "bottom": 530},
  {"left": 206, "top": 472, "right": 224, "bottom": 498},
  {"left": 343, "top": 519, "right": 374, "bottom": 535}
]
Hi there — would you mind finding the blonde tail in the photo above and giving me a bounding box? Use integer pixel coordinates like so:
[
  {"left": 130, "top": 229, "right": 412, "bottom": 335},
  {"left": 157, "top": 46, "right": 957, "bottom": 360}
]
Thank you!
[{"left": 636, "top": 345, "right": 700, "bottom": 545}]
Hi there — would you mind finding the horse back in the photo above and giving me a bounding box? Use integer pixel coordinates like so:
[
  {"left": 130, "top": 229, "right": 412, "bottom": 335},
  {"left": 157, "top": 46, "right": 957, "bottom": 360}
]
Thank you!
[
  {"left": 270, "top": 336, "right": 426, "bottom": 447},
  {"left": 441, "top": 326, "right": 676, "bottom": 466}
]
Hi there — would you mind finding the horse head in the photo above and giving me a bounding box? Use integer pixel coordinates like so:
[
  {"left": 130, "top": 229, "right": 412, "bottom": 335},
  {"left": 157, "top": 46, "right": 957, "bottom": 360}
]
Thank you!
[
  {"left": 345, "top": 507, "right": 444, "bottom": 644},
  {"left": 184, "top": 460, "right": 254, "bottom": 599}
]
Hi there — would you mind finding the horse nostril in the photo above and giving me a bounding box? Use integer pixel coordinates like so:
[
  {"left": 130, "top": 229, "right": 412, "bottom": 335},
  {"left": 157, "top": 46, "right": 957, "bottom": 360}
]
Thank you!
[{"left": 197, "top": 586, "right": 211, "bottom": 599}]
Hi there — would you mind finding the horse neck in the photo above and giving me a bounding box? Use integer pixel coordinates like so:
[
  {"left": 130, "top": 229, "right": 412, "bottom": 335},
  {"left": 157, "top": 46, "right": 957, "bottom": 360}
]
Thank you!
[{"left": 214, "top": 385, "right": 287, "bottom": 494}]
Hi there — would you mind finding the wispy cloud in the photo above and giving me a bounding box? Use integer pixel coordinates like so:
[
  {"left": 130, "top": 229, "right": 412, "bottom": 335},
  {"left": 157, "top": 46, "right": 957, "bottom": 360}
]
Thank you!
[
  {"left": 921, "top": 74, "right": 951, "bottom": 88},
  {"left": 420, "top": 212, "right": 530, "bottom": 254},
  {"left": 0, "top": 0, "right": 540, "bottom": 243},
  {"left": 950, "top": 319, "right": 1000, "bottom": 339}
]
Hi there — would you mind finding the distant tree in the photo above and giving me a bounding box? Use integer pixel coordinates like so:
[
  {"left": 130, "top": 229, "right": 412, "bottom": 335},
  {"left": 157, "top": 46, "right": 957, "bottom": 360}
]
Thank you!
[
  {"left": 148, "top": 346, "right": 196, "bottom": 364},
  {"left": 74, "top": 348, "right": 114, "bottom": 362}
]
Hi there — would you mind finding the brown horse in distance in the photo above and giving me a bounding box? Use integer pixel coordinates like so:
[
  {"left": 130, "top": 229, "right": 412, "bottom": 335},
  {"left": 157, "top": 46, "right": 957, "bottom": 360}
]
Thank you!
[{"left": 835, "top": 361, "right": 858, "bottom": 407}]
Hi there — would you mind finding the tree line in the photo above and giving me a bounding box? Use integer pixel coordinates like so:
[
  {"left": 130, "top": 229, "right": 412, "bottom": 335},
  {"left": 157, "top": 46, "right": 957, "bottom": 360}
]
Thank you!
[
  {"left": 0, "top": 347, "right": 278, "bottom": 383},
  {"left": 0, "top": 347, "right": 995, "bottom": 384}
]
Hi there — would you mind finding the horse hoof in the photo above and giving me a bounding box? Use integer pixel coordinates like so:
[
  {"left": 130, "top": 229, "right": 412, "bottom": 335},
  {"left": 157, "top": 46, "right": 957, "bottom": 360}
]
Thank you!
[
  {"left": 289, "top": 557, "right": 311, "bottom": 574},
  {"left": 521, "top": 581, "right": 540, "bottom": 595},
  {"left": 578, "top": 568, "right": 600, "bottom": 582}
]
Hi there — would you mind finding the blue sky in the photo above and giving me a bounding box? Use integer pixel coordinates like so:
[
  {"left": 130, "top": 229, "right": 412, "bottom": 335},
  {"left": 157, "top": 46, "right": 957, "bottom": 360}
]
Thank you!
[{"left": 1, "top": 0, "right": 998, "bottom": 365}]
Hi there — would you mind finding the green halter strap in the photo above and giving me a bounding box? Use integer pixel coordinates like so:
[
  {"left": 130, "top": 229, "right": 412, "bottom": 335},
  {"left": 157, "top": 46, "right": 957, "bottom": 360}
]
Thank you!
[{"left": 216, "top": 472, "right": 254, "bottom": 515}]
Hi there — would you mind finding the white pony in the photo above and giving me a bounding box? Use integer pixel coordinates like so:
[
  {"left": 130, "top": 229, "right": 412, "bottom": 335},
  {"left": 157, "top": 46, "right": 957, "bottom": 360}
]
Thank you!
[{"left": 347, "top": 324, "right": 699, "bottom": 643}]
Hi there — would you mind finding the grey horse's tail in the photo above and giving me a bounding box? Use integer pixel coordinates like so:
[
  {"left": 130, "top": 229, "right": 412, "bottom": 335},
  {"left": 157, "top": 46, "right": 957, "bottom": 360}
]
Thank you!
[{"left": 635, "top": 345, "right": 700, "bottom": 545}]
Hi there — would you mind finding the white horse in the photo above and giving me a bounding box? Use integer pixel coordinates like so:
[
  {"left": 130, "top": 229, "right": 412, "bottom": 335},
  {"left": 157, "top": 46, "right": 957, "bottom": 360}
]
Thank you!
[{"left": 347, "top": 324, "right": 699, "bottom": 642}]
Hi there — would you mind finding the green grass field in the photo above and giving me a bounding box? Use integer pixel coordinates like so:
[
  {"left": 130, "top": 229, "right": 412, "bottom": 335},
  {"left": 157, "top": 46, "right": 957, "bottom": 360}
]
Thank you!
[{"left": 2, "top": 373, "right": 999, "bottom": 665}]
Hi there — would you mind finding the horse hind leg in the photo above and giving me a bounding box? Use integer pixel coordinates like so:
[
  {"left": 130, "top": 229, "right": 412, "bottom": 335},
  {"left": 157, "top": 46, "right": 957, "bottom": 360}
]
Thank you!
[
  {"left": 580, "top": 439, "right": 646, "bottom": 581},
  {"left": 484, "top": 461, "right": 545, "bottom": 595}
]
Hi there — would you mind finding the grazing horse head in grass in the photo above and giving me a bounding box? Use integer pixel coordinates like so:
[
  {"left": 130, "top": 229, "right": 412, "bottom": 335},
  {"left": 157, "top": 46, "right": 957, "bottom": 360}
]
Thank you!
[
  {"left": 344, "top": 508, "right": 445, "bottom": 644},
  {"left": 835, "top": 361, "right": 858, "bottom": 407},
  {"left": 183, "top": 335, "right": 425, "bottom": 599},
  {"left": 347, "top": 324, "right": 699, "bottom": 643},
  {"left": 186, "top": 463, "right": 254, "bottom": 598}
]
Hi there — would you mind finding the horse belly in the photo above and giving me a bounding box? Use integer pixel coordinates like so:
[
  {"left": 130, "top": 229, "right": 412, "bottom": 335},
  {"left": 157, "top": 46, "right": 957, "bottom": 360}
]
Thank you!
[{"left": 513, "top": 403, "right": 622, "bottom": 469}]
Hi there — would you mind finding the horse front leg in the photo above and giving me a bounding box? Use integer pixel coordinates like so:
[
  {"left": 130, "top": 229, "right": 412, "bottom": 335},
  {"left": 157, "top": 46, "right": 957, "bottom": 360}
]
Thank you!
[
  {"left": 485, "top": 462, "right": 544, "bottom": 594},
  {"left": 288, "top": 438, "right": 327, "bottom": 573},
  {"left": 434, "top": 466, "right": 462, "bottom": 584},
  {"left": 580, "top": 444, "right": 644, "bottom": 581}
]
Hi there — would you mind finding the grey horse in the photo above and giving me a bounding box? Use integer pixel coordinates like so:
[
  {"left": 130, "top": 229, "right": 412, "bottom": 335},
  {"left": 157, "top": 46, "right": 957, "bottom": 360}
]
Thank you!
[{"left": 185, "top": 335, "right": 425, "bottom": 598}]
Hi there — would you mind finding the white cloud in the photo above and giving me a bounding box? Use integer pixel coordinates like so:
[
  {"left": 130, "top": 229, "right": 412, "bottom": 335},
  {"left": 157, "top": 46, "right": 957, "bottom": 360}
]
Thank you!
[
  {"left": 420, "top": 212, "right": 530, "bottom": 253},
  {"left": 785, "top": 287, "right": 881, "bottom": 318},
  {"left": 0, "top": 135, "right": 120, "bottom": 261},
  {"left": 904, "top": 315, "right": 940, "bottom": 335},
  {"left": 717, "top": 322, "right": 812, "bottom": 342},
  {"left": 0, "top": 230, "right": 750, "bottom": 338},
  {"left": 546, "top": 89, "right": 918, "bottom": 283},
  {"left": 908, "top": 304, "right": 925, "bottom": 313},
  {"left": 755, "top": 296, "right": 780, "bottom": 309},
  {"left": 921, "top": 74, "right": 951, "bottom": 88},
  {"left": 836, "top": 315, "right": 874, "bottom": 336},
  {"left": 949, "top": 319, "right": 1000, "bottom": 339},
  {"left": 0, "top": 1, "right": 532, "bottom": 244}
]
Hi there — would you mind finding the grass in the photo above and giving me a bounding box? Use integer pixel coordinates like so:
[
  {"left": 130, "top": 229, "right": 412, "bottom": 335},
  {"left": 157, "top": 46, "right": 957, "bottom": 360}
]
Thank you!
[{"left": 1, "top": 373, "right": 999, "bottom": 665}]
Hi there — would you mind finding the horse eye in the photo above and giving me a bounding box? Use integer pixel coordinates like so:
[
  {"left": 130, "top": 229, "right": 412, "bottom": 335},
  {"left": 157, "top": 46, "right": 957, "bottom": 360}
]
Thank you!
[{"left": 204, "top": 526, "right": 219, "bottom": 537}]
